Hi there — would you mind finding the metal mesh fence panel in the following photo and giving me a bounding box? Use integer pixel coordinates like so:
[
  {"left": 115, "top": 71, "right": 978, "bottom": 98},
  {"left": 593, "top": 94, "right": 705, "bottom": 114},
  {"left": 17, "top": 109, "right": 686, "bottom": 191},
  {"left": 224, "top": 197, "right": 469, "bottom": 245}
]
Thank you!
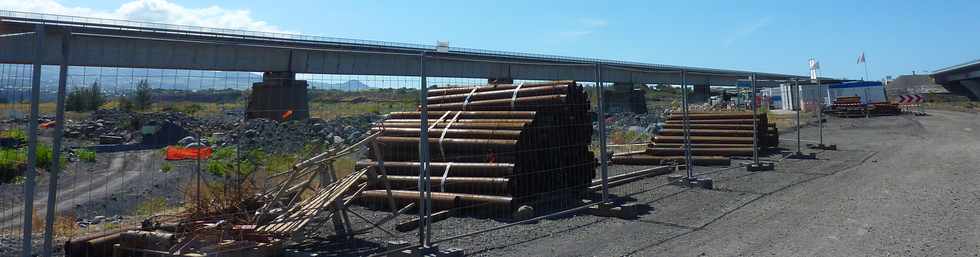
[{"left": 0, "top": 28, "right": 40, "bottom": 257}]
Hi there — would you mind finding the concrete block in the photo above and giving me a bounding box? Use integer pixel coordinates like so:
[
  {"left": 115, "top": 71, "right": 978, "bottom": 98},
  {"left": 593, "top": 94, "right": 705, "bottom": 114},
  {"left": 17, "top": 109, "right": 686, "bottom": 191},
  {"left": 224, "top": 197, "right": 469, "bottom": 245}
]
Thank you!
[
  {"left": 807, "top": 143, "right": 837, "bottom": 150},
  {"left": 389, "top": 245, "right": 463, "bottom": 257},
  {"left": 745, "top": 162, "right": 775, "bottom": 172},
  {"left": 587, "top": 203, "right": 639, "bottom": 219}
]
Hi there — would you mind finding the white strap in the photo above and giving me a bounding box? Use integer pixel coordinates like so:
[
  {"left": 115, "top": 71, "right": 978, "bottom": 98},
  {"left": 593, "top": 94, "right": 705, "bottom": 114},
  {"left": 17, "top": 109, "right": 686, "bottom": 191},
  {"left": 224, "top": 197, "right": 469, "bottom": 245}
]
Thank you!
[
  {"left": 429, "top": 111, "right": 451, "bottom": 130},
  {"left": 510, "top": 82, "right": 524, "bottom": 109},
  {"left": 440, "top": 162, "right": 453, "bottom": 192},
  {"left": 439, "top": 111, "right": 463, "bottom": 160},
  {"left": 462, "top": 87, "right": 478, "bottom": 110}
]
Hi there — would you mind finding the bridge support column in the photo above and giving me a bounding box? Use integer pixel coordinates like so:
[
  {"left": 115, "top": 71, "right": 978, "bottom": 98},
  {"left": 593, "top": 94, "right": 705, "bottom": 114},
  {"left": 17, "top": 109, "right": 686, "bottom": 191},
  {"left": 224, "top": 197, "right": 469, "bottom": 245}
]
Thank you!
[
  {"left": 246, "top": 71, "right": 311, "bottom": 121},
  {"left": 959, "top": 79, "right": 980, "bottom": 101},
  {"left": 691, "top": 84, "right": 710, "bottom": 104}
]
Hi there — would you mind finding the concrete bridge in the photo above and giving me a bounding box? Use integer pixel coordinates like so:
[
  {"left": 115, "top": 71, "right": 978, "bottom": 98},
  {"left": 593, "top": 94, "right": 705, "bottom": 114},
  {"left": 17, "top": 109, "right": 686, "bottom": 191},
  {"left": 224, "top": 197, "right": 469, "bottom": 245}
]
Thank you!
[
  {"left": 0, "top": 10, "right": 847, "bottom": 95},
  {"left": 932, "top": 59, "right": 980, "bottom": 100}
]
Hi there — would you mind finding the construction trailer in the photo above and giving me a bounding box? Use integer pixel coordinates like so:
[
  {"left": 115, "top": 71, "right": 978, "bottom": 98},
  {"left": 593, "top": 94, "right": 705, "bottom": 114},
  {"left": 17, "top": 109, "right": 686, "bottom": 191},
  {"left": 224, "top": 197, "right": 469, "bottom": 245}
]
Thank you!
[{"left": 828, "top": 81, "right": 887, "bottom": 104}]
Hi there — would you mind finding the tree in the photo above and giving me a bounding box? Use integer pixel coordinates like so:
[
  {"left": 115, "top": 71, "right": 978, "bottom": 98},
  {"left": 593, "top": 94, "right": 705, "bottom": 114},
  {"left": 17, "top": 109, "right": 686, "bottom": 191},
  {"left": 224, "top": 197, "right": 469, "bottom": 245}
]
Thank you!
[
  {"left": 66, "top": 81, "right": 105, "bottom": 112},
  {"left": 132, "top": 79, "right": 153, "bottom": 110}
]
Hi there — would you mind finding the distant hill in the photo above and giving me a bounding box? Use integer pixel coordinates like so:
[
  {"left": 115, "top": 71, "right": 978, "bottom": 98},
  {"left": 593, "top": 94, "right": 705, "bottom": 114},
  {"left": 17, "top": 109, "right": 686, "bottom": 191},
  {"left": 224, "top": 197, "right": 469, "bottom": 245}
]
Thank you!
[{"left": 309, "top": 80, "right": 371, "bottom": 91}]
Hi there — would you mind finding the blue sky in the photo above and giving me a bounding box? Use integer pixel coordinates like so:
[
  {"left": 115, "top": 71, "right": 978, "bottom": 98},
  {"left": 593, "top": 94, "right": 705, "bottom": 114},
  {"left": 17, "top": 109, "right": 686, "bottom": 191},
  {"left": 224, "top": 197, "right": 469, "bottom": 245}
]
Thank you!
[{"left": 5, "top": 0, "right": 980, "bottom": 81}]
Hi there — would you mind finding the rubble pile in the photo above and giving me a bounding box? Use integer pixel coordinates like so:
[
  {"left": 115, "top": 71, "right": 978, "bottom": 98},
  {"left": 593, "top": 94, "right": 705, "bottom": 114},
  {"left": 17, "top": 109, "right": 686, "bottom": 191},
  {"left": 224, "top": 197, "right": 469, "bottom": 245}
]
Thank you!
[
  {"left": 60, "top": 109, "right": 383, "bottom": 154},
  {"left": 223, "top": 115, "right": 382, "bottom": 153}
]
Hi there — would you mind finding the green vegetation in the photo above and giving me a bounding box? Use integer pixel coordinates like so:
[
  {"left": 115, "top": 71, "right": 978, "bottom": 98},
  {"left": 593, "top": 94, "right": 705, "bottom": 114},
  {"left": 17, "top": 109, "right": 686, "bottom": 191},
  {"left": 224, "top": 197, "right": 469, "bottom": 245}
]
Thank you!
[
  {"left": 76, "top": 149, "right": 97, "bottom": 163},
  {"left": 205, "top": 147, "right": 261, "bottom": 177},
  {"left": 160, "top": 162, "right": 173, "bottom": 173},
  {"left": 609, "top": 129, "right": 650, "bottom": 145},
  {"left": 135, "top": 197, "right": 169, "bottom": 216},
  {"left": 66, "top": 81, "right": 106, "bottom": 112},
  {"left": 0, "top": 148, "right": 25, "bottom": 172},
  {"left": 308, "top": 88, "right": 417, "bottom": 119},
  {"left": 133, "top": 80, "right": 154, "bottom": 110},
  {"left": 1, "top": 128, "right": 27, "bottom": 143}
]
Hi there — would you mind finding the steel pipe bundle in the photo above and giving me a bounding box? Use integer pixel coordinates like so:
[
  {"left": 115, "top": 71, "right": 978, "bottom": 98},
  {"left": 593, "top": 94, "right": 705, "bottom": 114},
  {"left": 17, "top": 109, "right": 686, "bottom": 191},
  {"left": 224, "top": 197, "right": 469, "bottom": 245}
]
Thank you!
[
  {"left": 613, "top": 111, "right": 778, "bottom": 166},
  {"left": 359, "top": 81, "right": 595, "bottom": 215}
]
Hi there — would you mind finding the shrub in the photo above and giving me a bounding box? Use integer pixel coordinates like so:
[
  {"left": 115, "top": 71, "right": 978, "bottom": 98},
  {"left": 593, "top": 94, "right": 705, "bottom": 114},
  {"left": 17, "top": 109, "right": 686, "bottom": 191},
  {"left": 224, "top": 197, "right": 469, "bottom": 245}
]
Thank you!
[
  {"left": 76, "top": 149, "right": 97, "bottom": 163},
  {"left": 133, "top": 80, "right": 153, "bottom": 111},
  {"left": 66, "top": 82, "right": 105, "bottom": 112},
  {"left": 160, "top": 162, "right": 173, "bottom": 173},
  {"left": 135, "top": 197, "right": 168, "bottom": 216},
  {"left": 0, "top": 128, "right": 27, "bottom": 143}
]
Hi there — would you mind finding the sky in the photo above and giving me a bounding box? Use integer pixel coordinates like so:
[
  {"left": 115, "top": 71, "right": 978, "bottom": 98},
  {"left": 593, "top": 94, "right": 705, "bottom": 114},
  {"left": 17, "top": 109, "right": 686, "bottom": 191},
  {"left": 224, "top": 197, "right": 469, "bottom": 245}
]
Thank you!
[{"left": 1, "top": 0, "right": 978, "bottom": 81}]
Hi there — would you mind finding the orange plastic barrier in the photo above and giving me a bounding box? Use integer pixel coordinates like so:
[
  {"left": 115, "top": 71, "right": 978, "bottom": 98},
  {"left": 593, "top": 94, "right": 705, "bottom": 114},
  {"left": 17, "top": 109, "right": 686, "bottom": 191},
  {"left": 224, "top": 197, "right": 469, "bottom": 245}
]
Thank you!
[{"left": 165, "top": 146, "right": 213, "bottom": 160}]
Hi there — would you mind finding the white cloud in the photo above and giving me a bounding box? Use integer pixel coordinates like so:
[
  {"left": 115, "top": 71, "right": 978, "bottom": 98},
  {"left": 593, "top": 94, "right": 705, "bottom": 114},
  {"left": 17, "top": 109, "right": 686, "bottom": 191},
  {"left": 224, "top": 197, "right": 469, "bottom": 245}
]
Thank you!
[
  {"left": 723, "top": 17, "right": 772, "bottom": 48},
  {"left": 579, "top": 18, "right": 609, "bottom": 28},
  {"left": 559, "top": 18, "right": 608, "bottom": 38},
  {"left": 0, "top": 0, "right": 289, "bottom": 33},
  {"left": 559, "top": 30, "right": 594, "bottom": 38}
]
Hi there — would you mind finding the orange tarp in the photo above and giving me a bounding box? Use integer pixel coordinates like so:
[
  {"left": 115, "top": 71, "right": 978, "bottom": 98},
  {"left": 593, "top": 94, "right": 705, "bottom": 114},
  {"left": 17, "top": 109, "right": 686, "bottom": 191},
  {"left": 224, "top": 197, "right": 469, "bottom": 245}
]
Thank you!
[{"left": 165, "top": 146, "right": 213, "bottom": 160}]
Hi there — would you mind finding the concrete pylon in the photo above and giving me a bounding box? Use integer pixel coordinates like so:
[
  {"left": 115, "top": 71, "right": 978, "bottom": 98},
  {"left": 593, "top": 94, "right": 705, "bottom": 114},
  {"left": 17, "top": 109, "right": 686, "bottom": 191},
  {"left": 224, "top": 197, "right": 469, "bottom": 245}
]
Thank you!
[
  {"left": 691, "top": 84, "right": 710, "bottom": 104},
  {"left": 246, "top": 71, "right": 310, "bottom": 121},
  {"left": 958, "top": 79, "right": 980, "bottom": 100}
]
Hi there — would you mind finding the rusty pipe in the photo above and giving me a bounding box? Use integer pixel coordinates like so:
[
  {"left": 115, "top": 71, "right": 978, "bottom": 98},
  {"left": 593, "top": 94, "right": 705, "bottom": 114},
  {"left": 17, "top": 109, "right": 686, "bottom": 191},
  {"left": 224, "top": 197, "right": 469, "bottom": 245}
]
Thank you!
[
  {"left": 654, "top": 136, "right": 755, "bottom": 144},
  {"left": 661, "top": 124, "right": 756, "bottom": 130},
  {"left": 664, "top": 119, "right": 757, "bottom": 125},
  {"left": 428, "top": 84, "right": 571, "bottom": 104},
  {"left": 428, "top": 95, "right": 571, "bottom": 111},
  {"left": 356, "top": 161, "right": 514, "bottom": 177},
  {"left": 388, "top": 111, "right": 537, "bottom": 119},
  {"left": 426, "top": 80, "right": 574, "bottom": 96},
  {"left": 366, "top": 175, "right": 511, "bottom": 195},
  {"left": 647, "top": 143, "right": 755, "bottom": 149},
  {"left": 372, "top": 127, "right": 523, "bottom": 140},
  {"left": 647, "top": 147, "right": 754, "bottom": 157},
  {"left": 611, "top": 155, "right": 731, "bottom": 166},
  {"left": 359, "top": 190, "right": 513, "bottom": 211},
  {"left": 667, "top": 113, "right": 762, "bottom": 120},
  {"left": 658, "top": 129, "right": 755, "bottom": 137},
  {"left": 379, "top": 121, "right": 528, "bottom": 130}
]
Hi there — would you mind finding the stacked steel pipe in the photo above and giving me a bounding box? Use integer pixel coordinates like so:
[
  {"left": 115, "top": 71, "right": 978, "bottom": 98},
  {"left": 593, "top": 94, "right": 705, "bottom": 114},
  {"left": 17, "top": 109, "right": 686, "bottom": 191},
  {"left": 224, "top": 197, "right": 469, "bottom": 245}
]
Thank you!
[
  {"left": 612, "top": 111, "right": 778, "bottom": 166},
  {"left": 828, "top": 96, "right": 867, "bottom": 117},
  {"left": 358, "top": 80, "right": 595, "bottom": 215}
]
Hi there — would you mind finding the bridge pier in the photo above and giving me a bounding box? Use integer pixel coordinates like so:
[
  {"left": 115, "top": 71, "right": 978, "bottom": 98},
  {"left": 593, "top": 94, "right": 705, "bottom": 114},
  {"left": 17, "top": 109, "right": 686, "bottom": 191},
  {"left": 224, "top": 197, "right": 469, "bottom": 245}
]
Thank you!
[
  {"left": 958, "top": 79, "right": 980, "bottom": 100},
  {"left": 691, "top": 84, "right": 710, "bottom": 104},
  {"left": 602, "top": 83, "right": 647, "bottom": 113},
  {"left": 246, "top": 71, "right": 311, "bottom": 121}
]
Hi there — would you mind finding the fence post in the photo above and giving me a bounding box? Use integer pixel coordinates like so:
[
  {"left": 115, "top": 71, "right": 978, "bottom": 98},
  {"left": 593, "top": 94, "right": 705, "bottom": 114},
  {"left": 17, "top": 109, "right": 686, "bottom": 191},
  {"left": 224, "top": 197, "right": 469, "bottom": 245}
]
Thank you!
[
  {"left": 22, "top": 23, "right": 45, "bottom": 257},
  {"left": 595, "top": 63, "right": 609, "bottom": 203},
  {"left": 751, "top": 74, "right": 759, "bottom": 164},
  {"left": 681, "top": 70, "right": 693, "bottom": 180},
  {"left": 41, "top": 30, "right": 70, "bottom": 257},
  {"left": 417, "top": 51, "right": 432, "bottom": 247}
]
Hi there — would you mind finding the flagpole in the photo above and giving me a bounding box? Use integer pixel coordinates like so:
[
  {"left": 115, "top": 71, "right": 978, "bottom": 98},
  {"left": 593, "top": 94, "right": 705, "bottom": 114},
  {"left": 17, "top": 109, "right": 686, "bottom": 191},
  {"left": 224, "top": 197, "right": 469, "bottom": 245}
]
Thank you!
[{"left": 864, "top": 61, "right": 870, "bottom": 81}]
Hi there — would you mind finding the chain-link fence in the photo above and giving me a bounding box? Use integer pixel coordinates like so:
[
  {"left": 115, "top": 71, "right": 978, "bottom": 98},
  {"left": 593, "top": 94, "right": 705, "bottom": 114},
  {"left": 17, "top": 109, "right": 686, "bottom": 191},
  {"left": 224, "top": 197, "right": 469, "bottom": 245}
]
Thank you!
[{"left": 0, "top": 17, "right": 806, "bottom": 257}]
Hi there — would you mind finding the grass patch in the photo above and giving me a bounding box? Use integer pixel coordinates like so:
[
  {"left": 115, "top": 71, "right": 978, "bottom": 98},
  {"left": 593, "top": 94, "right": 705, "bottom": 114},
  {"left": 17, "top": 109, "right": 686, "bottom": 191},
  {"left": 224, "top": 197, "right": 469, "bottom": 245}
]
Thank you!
[
  {"left": 1, "top": 128, "right": 27, "bottom": 143},
  {"left": 160, "top": 162, "right": 173, "bottom": 173},
  {"left": 76, "top": 149, "right": 97, "bottom": 163},
  {"left": 135, "top": 197, "right": 168, "bottom": 216}
]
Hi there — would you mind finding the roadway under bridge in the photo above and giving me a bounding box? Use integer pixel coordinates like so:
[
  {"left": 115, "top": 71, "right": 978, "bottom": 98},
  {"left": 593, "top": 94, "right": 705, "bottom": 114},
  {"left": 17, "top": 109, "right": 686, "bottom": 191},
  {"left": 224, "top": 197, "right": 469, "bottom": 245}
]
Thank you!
[{"left": 0, "top": 10, "right": 846, "bottom": 89}]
